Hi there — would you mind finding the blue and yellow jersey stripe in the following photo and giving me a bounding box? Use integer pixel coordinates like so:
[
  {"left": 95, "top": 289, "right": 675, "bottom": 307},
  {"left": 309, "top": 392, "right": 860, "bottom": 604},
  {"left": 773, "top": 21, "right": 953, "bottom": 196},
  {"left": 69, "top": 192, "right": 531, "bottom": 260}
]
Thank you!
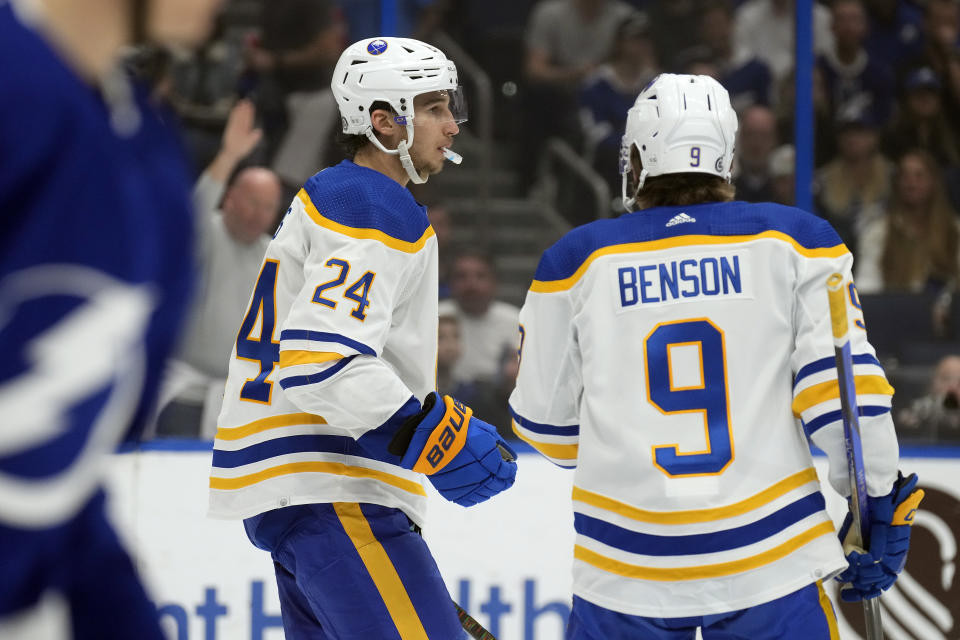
[
  {"left": 529, "top": 201, "right": 847, "bottom": 293},
  {"left": 510, "top": 406, "right": 579, "bottom": 468},
  {"left": 298, "top": 161, "right": 434, "bottom": 253},
  {"left": 574, "top": 520, "right": 835, "bottom": 581},
  {"left": 792, "top": 353, "right": 893, "bottom": 436},
  {"left": 571, "top": 468, "right": 836, "bottom": 582}
]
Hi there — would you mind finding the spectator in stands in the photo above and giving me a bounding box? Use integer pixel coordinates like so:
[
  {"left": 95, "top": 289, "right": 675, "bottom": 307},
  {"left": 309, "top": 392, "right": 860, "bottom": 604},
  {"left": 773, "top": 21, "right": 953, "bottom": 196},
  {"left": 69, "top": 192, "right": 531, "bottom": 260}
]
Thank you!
[
  {"left": 245, "top": 0, "right": 345, "bottom": 188},
  {"left": 774, "top": 66, "right": 836, "bottom": 165},
  {"left": 427, "top": 203, "right": 454, "bottom": 299},
  {"left": 696, "top": 0, "right": 772, "bottom": 111},
  {"left": 438, "top": 250, "right": 520, "bottom": 387},
  {"left": 855, "top": 149, "right": 960, "bottom": 294},
  {"left": 733, "top": 0, "right": 834, "bottom": 85},
  {"left": 436, "top": 310, "right": 518, "bottom": 440},
  {"left": 733, "top": 104, "right": 778, "bottom": 203},
  {"left": 814, "top": 113, "right": 892, "bottom": 252},
  {"left": 883, "top": 67, "right": 960, "bottom": 169},
  {"left": 152, "top": 100, "right": 283, "bottom": 438},
  {"left": 523, "top": 0, "right": 638, "bottom": 184},
  {"left": 579, "top": 13, "right": 659, "bottom": 198},
  {"left": 818, "top": 0, "right": 895, "bottom": 126},
  {"left": 862, "top": 0, "right": 924, "bottom": 70},
  {"left": 897, "top": 354, "right": 960, "bottom": 443},
  {"left": 437, "top": 312, "right": 466, "bottom": 396},
  {"left": 898, "top": 0, "right": 960, "bottom": 127},
  {"left": 769, "top": 143, "right": 796, "bottom": 205},
  {"left": 645, "top": 0, "right": 706, "bottom": 72},
  {"left": 166, "top": 13, "right": 249, "bottom": 173}
]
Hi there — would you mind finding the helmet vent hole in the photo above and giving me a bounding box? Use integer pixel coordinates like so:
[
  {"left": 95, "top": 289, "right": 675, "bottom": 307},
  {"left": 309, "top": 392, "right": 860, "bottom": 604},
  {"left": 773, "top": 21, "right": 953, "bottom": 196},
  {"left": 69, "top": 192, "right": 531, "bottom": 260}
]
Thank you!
[
  {"left": 707, "top": 94, "right": 712, "bottom": 110},
  {"left": 350, "top": 60, "right": 366, "bottom": 66},
  {"left": 641, "top": 145, "right": 646, "bottom": 151},
  {"left": 683, "top": 95, "right": 687, "bottom": 109},
  {"left": 402, "top": 46, "right": 415, "bottom": 53},
  {"left": 651, "top": 132, "right": 658, "bottom": 138}
]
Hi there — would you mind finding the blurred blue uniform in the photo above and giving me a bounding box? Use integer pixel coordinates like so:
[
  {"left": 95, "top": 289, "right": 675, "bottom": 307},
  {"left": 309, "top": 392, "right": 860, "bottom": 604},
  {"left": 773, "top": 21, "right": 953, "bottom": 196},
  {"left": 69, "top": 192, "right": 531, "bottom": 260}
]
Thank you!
[{"left": 0, "top": 3, "right": 194, "bottom": 637}]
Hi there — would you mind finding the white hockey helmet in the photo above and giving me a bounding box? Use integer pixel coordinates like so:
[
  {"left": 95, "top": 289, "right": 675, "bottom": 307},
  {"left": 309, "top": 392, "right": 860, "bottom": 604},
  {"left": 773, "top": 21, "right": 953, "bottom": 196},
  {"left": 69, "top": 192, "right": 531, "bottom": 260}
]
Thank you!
[
  {"left": 331, "top": 37, "right": 467, "bottom": 183},
  {"left": 620, "top": 73, "right": 738, "bottom": 209}
]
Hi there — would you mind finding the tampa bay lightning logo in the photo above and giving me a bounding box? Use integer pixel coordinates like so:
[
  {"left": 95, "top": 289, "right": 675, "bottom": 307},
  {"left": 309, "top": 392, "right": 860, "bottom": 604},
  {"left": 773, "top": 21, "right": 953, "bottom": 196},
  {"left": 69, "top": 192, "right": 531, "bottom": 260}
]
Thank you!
[{"left": 367, "top": 39, "right": 388, "bottom": 55}]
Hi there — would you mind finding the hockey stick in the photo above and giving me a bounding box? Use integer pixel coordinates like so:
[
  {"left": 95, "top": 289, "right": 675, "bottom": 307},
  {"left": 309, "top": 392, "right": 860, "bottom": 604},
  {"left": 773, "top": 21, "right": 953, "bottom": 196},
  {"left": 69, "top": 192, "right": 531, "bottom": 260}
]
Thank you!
[
  {"left": 826, "top": 274, "right": 884, "bottom": 640},
  {"left": 455, "top": 602, "right": 497, "bottom": 640}
]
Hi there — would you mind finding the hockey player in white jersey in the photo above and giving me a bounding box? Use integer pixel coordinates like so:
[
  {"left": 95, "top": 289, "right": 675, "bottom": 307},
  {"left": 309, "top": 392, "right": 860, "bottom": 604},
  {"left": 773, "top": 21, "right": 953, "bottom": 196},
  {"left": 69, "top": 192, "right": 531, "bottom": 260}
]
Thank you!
[
  {"left": 208, "top": 37, "right": 517, "bottom": 639},
  {"left": 509, "top": 74, "right": 923, "bottom": 639}
]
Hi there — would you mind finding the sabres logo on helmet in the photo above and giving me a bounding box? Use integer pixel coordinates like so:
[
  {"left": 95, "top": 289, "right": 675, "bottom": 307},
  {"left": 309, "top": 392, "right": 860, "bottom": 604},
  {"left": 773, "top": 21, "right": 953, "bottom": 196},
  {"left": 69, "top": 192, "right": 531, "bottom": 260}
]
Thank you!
[{"left": 367, "top": 39, "right": 388, "bottom": 55}]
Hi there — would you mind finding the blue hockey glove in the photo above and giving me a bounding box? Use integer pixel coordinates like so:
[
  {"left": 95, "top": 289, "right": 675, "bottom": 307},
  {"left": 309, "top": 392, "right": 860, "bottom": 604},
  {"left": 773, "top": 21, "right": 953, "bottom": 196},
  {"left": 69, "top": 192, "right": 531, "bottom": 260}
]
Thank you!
[
  {"left": 387, "top": 393, "right": 517, "bottom": 507},
  {"left": 836, "top": 472, "right": 924, "bottom": 602}
]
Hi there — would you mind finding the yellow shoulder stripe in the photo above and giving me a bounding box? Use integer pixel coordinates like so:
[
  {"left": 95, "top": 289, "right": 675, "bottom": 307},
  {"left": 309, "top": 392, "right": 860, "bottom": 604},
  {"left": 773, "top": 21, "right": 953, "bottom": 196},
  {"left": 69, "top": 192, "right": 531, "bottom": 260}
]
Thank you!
[
  {"left": 298, "top": 189, "right": 434, "bottom": 253},
  {"left": 792, "top": 375, "right": 894, "bottom": 417},
  {"left": 575, "top": 521, "right": 835, "bottom": 581},
  {"left": 572, "top": 467, "right": 819, "bottom": 524},
  {"left": 530, "top": 231, "right": 849, "bottom": 293},
  {"left": 216, "top": 412, "right": 327, "bottom": 441}
]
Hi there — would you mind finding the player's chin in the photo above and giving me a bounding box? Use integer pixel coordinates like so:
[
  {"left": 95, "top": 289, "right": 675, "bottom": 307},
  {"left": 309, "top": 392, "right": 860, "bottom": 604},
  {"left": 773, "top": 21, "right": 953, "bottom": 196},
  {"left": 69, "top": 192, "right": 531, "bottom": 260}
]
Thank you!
[{"left": 417, "top": 160, "right": 445, "bottom": 176}]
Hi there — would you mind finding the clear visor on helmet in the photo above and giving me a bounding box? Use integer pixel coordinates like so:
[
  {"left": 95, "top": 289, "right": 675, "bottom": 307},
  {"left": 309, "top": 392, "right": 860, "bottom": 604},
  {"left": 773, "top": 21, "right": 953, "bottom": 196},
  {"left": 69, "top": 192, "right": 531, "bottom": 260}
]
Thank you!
[{"left": 393, "top": 86, "right": 468, "bottom": 127}]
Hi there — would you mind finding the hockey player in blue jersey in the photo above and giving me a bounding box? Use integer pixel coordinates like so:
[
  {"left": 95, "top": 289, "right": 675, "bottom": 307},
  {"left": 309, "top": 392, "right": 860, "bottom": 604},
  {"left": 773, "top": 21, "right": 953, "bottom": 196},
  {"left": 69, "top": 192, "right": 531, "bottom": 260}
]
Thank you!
[
  {"left": 208, "top": 37, "right": 517, "bottom": 639},
  {"left": 510, "top": 73, "right": 924, "bottom": 639},
  {"left": 0, "top": 0, "right": 223, "bottom": 638}
]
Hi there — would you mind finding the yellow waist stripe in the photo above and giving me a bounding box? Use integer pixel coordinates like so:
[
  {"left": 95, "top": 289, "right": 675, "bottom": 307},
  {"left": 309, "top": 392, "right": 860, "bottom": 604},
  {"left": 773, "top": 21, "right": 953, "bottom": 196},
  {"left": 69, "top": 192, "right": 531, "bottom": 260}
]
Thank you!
[
  {"left": 216, "top": 413, "right": 327, "bottom": 441},
  {"left": 299, "top": 189, "right": 434, "bottom": 253},
  {"left": 512, "top": 420, "right": 578, "bottom": 460},
  {"left": 209, "top": 461, "right": 427, "bottom": 496},
  {"left": 792, "top": 375, "right": 894, "bottom": 417},
  {"left": 334, "top": 503, "right": 429, "bottom": 640},
  {"left": 279, "top": 350, "right": 343, "bottom": 368},
  {"left": 572, "top": 467, "right": 819, "bottom": 525},
  {"left": 530, "top": 232, "right": 849, "bottom": 293},
  {"left": 575, "top": 520, "right": 835, "bottom": 581}
]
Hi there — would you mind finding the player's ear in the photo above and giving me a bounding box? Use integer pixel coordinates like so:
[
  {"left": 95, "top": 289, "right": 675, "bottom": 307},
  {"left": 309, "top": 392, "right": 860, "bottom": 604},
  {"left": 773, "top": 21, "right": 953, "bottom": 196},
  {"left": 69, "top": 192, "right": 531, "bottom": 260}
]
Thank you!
[{"left": 370, "top": 108, "right": 397, "bottom": 138}]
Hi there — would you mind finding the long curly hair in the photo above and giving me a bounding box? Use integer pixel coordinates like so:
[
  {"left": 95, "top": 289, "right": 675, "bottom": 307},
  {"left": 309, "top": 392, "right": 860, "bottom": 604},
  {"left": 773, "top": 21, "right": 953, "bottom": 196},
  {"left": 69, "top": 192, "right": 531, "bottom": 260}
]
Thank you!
[{"left": 880, "top": 149, "right": 960, "bottom": 291}]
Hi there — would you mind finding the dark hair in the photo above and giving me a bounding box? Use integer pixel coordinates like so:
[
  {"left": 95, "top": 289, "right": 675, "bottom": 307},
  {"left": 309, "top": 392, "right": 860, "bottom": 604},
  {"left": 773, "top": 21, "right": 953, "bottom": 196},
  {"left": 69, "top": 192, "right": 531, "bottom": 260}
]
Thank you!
[
  {"left": 635, "top": 173, "right": 736, "bottom": 209},
  {"left": 450, "top": 246, "right": 497, "bottom": 273},
  {"left": 335, "top": 100, "right": 395, "bottom": 158},
  {"left": 627, "top": 147, "right": 736, "bottom": 209}
]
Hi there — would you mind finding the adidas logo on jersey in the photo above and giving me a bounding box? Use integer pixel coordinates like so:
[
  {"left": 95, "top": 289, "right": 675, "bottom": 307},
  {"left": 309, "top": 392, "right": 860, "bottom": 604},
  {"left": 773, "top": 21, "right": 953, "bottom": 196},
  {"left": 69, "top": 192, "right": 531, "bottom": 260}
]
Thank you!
[{"left": 666, "top": 213, "right": 696, "bottom": 227}]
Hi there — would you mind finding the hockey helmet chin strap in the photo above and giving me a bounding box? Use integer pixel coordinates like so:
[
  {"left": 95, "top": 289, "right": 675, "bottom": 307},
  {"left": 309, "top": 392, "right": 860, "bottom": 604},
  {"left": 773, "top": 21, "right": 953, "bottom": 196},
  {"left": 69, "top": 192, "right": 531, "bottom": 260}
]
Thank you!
[
  {"left": 621, "top": 166, "right": 648, "bottom": 212},
  {"left": 365, "top": 125, "right": 427, "bottom": 185}
]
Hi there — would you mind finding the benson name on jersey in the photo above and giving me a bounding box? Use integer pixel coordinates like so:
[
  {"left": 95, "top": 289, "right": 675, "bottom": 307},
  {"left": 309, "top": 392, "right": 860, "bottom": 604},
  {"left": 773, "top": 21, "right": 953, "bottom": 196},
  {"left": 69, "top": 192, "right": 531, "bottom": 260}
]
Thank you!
[{"left": 614, "top": 250, "right": 753, "bottom": 310}]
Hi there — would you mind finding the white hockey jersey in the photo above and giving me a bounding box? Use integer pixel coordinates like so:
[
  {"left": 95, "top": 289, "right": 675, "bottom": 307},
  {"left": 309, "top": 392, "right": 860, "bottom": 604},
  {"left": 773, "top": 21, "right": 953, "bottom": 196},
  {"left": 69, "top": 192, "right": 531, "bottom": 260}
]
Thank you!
[
  {"left": 208, "top": 161, "right": 438, "bottom": 525},
  {"left": 509, "top": 201, "right": 900, "bottom": 617}
]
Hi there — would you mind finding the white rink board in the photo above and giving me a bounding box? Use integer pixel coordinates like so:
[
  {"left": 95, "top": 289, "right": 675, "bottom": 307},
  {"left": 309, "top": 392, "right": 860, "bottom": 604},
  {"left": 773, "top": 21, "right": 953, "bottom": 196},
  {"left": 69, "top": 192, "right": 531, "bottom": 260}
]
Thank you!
[{"left": 105, "top": 449, "right": 960, "bottom": 640}]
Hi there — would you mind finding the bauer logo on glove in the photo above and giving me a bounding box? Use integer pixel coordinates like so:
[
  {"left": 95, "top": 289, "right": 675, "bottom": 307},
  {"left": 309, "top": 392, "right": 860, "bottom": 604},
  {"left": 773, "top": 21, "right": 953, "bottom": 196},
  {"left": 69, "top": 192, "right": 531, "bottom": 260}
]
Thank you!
[
  {"left": 388, "top": 392, "right": 518, "bottom": 506},
  {"left": 413, "top": 396, "right": 471, "bottom": 473}
]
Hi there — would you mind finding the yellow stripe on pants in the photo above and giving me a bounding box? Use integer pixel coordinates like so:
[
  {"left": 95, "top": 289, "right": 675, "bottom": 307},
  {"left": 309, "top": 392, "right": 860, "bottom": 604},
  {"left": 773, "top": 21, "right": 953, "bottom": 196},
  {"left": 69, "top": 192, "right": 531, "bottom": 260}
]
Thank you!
[
  {"left": 333, "top": 503, "right": 429, "bottom": 640},
  {"left": 816, "top": 580, "right": 840, "bottom": 639}
]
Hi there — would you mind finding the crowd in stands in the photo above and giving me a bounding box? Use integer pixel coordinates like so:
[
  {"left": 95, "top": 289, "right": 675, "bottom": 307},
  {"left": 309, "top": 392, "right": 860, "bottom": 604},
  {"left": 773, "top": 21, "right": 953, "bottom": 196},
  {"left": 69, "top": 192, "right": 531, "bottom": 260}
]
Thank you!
[{"left": 136, "top": 0, "right": 960, "bottom": 446}]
